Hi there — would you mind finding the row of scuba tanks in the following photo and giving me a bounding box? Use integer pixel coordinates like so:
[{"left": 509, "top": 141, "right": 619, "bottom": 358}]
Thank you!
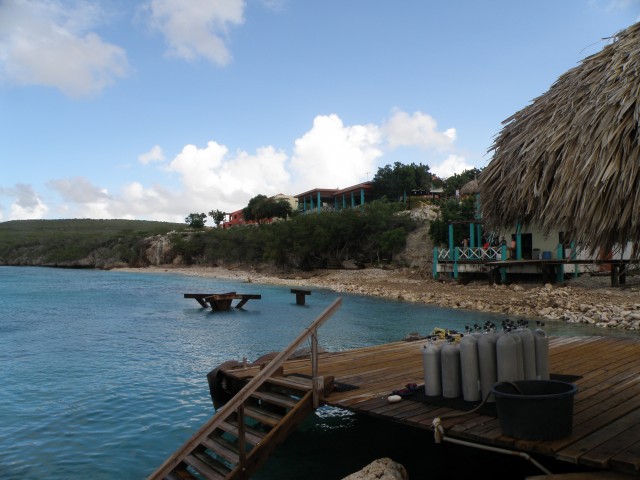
[{"left": 422, "top": 320, "right": 549, "bottom": 403}]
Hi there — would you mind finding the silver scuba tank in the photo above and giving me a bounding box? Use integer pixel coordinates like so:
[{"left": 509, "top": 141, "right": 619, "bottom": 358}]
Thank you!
[
  {"left": 510, "top": 328, "right": 525, "bottom": 380},
  {"left": 534, "top": 321, "right": 550, "bottom": 380},
  {"left": 477, "top": 331, "right": 498, "bottom": 403},
  {"left": 517, "top": 322, "right": 537, "bottom": 380},
  {"left": 459, "top": 334, "right": 481, "bottom": 402},
  {"left": 496, "top": 330, "right": 519, "bottom": 382},
  {"left": 441, "top": 337, "right": 462, "bottom": 398},
  {"left": 422, "top": 337, "right": 442, "bottom": 396}
]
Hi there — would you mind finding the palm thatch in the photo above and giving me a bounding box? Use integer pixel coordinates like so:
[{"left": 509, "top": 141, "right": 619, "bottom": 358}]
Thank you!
[
  {"left": 479, "top": 22, "right": 640, "bottom": 258},
  {"left": 460, "top": 179, "right": 479, "bottom": 196}
]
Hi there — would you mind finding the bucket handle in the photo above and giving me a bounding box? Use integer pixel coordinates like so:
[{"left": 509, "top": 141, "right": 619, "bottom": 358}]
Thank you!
[{"left": 494, "top": 381, "right": 523, "bottom": 395}]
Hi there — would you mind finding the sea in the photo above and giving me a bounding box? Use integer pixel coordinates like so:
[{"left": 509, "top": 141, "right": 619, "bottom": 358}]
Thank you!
[{"left": 0, "top": 266, "right": 631, "bottom": 480}]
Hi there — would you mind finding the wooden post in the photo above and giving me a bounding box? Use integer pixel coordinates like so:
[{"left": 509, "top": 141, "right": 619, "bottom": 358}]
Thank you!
[
  {"left": 453, "top": 247, "right": 459, "bottom": 279},
  {"left": 556, "top": 244, "right": 564, "bottom": 283},
  {"left": 311, "top": 330, "right": 320, "bottom": 408},
  {"left": 433, "top": 247, "right": 439, "bottom": 279}
]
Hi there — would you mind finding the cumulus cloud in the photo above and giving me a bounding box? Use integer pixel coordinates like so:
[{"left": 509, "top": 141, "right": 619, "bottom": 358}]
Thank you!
[
  {"left": 430, "top": 154, "right": 475, "bottom": 179},
  {"left": 2, "top": 110, "right": 475, "bottom": 222},
  {"left": 0, "top": 183, "right": 49, "bottom": 219},
  {"left": 138, "top": 145, "right": 165, "bottom": 164},
  {"left": 146, "top": 0, "right": 245, "bottom": 65},
  {"left": 167, "top": 140, "right": 290, "bottom": 213},
  {"left": 47, "top": 177, "right": 110, "bottom": 203},
  {"left": 0, "top": 0, "right": 129, "bottom": 97},
  {"left": 290, "top": 114, "right": 382, "bottom": 191},
  {"left": 384, "top": 110, "right": 456, "bottom": 151}
]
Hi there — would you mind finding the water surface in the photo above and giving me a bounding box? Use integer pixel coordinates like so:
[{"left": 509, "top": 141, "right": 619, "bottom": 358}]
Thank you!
[{"left": 0, "top": 267, "right": 625, "bottom": 479}]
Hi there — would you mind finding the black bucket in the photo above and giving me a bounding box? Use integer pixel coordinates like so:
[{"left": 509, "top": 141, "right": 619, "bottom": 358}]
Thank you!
[{"left": 491, "top": 380, "right": 578, "bottom": 440}]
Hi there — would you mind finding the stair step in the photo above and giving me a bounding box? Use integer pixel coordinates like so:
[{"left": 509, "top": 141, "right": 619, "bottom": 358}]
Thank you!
[
  {"left": 184, "top": 451, "right": 230, "bottom": 480},
  {"left": 251, "top": 389, "right": 299, "bottom": 409},
  {"left": 264, "top": 375, "right": 312, "bottom": 392},
  {"left": 202, "top": 435, "right": 240, "bottom": 466},
  {"left": 244, "top": 405, "right": 283, "bottom": 427},
  {"left": 218, "top": 419, "right": 265, "bottom": 446},
  {"left": 165, "top": 467, "right": 197, "bottom": 480}
]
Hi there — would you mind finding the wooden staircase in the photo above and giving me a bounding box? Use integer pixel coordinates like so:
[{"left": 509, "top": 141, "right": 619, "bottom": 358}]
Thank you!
[
  {"left": 149, "top": 298, "right": 342, "bottom": 480},
  {"left": 167, "top": 375, "right": 332, "bottom": 479}
]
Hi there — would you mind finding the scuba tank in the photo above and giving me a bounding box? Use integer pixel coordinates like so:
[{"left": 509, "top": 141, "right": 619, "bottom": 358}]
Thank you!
[
  {"left": 496, "top": 328, "right": 520, "bottom": 382},
  {"left": 517, "top": 320, "right": 537, "bottom": 380},
  {"left": 441, "top": 336, "right": 462, "bottom": 398},
  {"left": 534, "top": 321, "right": 550, "bottom": 380},
  {"left": 422, "top": 337, "right": 442, "bottom": 396},
  {"left": 477, "top": 328, "right": 498, "bottom": 403},
  {"left": 459, "top": 334, "right": 481, "bottom": 402}
]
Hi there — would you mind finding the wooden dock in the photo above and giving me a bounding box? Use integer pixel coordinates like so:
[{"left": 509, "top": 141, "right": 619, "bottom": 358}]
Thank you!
[{"left": 220, "top": 335, "right": 640, "bottom": 477}]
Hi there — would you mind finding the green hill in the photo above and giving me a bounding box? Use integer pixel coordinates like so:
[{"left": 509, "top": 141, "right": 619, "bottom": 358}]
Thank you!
[{"left": 0, "top": 219, "right": 186, "bottom": 268}]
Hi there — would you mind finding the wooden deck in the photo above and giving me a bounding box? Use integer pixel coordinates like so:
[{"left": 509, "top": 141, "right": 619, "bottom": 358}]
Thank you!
[{"left": 224, "top": 335, "right": 640, "bottom": 477}]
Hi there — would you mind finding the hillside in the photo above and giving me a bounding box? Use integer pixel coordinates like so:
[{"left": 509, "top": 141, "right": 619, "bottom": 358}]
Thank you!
[{"left": 0, "top": 219, "right": 186, "bottom": 268}]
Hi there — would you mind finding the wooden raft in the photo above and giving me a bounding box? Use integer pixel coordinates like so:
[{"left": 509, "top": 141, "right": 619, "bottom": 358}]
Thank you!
[
  {"left": 219, "top": 335, "right": 640, "bottom": 477},
  {"left": 184, "top": 292, "right": 261, "bottom": 311}
]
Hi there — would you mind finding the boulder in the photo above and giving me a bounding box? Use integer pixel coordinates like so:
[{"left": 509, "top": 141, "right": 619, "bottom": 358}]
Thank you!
[{"left": 342, "top": 458, "right": 408, "bottom": 480}]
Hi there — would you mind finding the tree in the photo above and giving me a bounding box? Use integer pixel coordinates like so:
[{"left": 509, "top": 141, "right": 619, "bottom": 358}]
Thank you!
[
  {"left": 372, "top": 162, "right": 431, "bottom": 202},
  {"left": 243, "top": 195, "right": 293, "bottom": 224},
  {"left": 185, "top": 213, "right": 207, "bottom": 229},
  {"left": 428, "top": 196, "right": 476, "bottom": 246},
  {"left": 441, "top": 168, "right": 482, "bottom": 198},
  {"left": 208, "top": 209, "right": 226, "bottom": 228}
]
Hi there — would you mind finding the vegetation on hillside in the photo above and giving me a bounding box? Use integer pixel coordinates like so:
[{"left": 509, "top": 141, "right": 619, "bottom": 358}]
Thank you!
[
  {"left": 171, "top": 200, "right": 416, "bottom": 269},
  {"left": 0, "top": 219, "right": 186, "bottom": 267},
  {"left": 1, "top": 165, "right": 483, "bottom": 271}
]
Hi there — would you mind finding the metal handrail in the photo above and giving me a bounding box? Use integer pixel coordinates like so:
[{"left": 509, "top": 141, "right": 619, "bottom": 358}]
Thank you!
[{"left": 148, "top": 297, "right": 343, "bottom": 479}]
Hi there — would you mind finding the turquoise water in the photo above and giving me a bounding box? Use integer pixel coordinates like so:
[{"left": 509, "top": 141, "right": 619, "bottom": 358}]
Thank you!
[{"left": 0, "top": 267, "right": 623, "bottom": 479}]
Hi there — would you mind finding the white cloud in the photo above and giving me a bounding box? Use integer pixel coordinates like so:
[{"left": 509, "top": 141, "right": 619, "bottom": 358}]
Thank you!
[
  {"left": 138, "top": 145, "right": 165, "bottom": 164},
  {"left": 2, "top": 110, "right": 470, "bottom": 221},
  {"left": 430, "top": 154, "right": 475, "bottom": 178},
  {"left": 384, "top": 110, "right": 456, "bottom": 151},
  {"left": 1, "top": 183, "right": 49, "bottom": 219},
  {"left": 290, "top": 114, "right": 382, "bottom": 191},
  {"left": 147, "top": 0, "right": 245, "bottom": 65},
  {"left": 0, "top": 0, "right": 129, "bottom": 97}
]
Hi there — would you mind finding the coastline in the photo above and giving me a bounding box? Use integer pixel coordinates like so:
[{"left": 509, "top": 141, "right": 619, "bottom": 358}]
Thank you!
[{"left": 117, "top": 265, "right": 640, "bottom": 332}]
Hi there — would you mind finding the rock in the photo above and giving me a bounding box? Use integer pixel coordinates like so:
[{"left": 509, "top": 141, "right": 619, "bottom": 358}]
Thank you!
[{"left": 342, "top": 458, "right": 408, "bottom": 480}]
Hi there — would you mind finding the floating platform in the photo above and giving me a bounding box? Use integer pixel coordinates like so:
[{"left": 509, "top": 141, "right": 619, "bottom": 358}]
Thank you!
[{"left": 184, "top": 292, "right": 261, "bottom": 311}]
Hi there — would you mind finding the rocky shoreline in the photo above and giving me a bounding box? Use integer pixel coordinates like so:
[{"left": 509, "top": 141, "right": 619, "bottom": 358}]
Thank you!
[{"left": 118, "top": 265, "right": 640, "bottom": 332}]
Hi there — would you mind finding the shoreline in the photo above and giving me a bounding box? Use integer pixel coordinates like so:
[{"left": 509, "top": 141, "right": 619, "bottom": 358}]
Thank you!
[{"left": 117, "top": 265, "right": 640, "bottom": 332}]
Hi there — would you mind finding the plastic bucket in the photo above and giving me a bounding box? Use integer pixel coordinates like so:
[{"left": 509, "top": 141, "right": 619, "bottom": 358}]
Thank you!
[
  {"left": 491, "top": 380, "right": 577, "bottom": 440},
  {"left": 542, "top": 251, "right": 552, "bottom": 260}
]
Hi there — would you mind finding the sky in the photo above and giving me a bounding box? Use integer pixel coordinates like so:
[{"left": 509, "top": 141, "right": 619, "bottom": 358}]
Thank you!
[{"left": 1, "top": 0, "right": 639, "bottom": 223}]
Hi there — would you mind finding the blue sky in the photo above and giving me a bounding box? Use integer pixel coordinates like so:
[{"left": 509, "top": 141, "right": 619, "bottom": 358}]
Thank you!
[{"left": 1, "top": 0, "right": 639, "bottom": 223}]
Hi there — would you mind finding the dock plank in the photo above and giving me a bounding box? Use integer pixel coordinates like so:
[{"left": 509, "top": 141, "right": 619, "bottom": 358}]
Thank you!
[{"left": 219, "top": 335, "right": 640, "bottom": 477}]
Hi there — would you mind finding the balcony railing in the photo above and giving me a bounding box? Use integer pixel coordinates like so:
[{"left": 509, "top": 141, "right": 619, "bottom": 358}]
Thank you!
[{"left": 438, "top": 246, "right": 501, "bottom": 261}]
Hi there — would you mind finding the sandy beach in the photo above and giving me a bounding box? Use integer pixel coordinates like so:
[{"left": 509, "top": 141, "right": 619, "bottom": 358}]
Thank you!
[{"left": 118, "top": 265, "right": 640, "bottom": 331}]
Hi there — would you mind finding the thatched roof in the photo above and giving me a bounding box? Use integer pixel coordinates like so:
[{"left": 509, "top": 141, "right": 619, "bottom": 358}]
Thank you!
[
  {"left": 479, "top": 22, "right": 640, "bottom": 257},
  {"left": 460, "top": 179, "right": 479, "bottom": 195}
]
